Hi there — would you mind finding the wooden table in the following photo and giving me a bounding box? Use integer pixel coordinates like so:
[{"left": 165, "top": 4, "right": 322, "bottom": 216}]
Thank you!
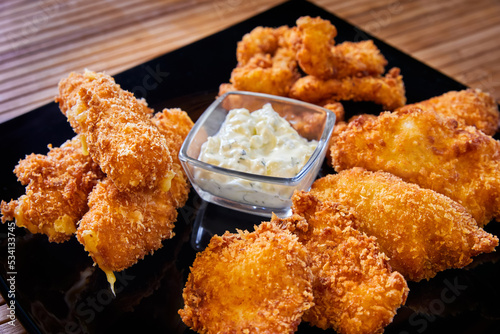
[{"left": 1, "top": 0, "right": 499, "bottom": 332}]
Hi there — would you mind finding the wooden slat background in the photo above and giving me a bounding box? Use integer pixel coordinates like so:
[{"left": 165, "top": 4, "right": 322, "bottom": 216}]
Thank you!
[
  {"left": 1, "top": 0, "right": 499, "bottom": 124},
  {"left": 1, "top": 0, "right": 499, "bottom": 332}
]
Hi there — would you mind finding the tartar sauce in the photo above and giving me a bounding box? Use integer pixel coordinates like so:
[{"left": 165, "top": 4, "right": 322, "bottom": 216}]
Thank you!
[{"left": 196, "top": 103, "right": 318, "bottom": 207}]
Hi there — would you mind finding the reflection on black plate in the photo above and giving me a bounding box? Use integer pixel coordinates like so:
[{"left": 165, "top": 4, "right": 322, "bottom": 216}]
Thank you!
[{"left": 1, "top": 0, "right": 500, "bottom": 333}]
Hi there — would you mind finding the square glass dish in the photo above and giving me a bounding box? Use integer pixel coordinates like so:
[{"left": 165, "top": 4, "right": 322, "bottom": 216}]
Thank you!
[{"left": 179, "top": 91, "right": 336, "bottom": 217}]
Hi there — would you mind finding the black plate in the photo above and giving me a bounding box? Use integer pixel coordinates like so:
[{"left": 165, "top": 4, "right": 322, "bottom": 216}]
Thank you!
[{"left": 2, "top": 0, "right": 500, "bottom": 333}]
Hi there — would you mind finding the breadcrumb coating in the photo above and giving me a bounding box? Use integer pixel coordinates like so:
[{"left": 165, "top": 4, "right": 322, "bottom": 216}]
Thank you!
[
  {"left": 179, "top": 221, "right": 314, "bottom": 334},
  {"left": 330, "top": 108, "right": 500, "bottom": 226},
  {"left": 1, "top": 136, "right": 103, "bottom": 242},
  {"left": 310, "top": 168, "right": 499, "bottom": 281},
  {"left": 56, "top": 70, "right": 174, "bottom": 191},
  {"left": 397, "top": 88, "right": 500, "bottom": 136},
  {"left": 289, "top": 67, "right": 406, "bottom": 110},
  {"left": 230, "top": 47, "right": 301, "bottom": 97},
  {"left": 294, "top": 16, "right": 387, "bottom": 79},
  {"left": 76, "top": 108, "right": 193, "bottom": 274},
  {"left": 273, "top": 191, "right": 408, "bottom": 334}
]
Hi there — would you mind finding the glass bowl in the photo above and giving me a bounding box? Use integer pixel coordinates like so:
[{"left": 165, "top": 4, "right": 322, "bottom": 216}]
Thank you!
[{"left": 179, "top": 91, "right": 336, "bottom": 217}]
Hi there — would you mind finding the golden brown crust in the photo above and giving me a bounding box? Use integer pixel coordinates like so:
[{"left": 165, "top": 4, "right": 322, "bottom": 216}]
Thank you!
[
  {"left": 151, "top": 108, "right": 194, "bottom": 206},
  {"left": 289, "top": 67, "right": 406, "bottom": 110},
  {"left": 295, "top": 16, "right": 338, "bottom": 79},
  {"left": 330, "top": 40, "right": 388, "bottom": 78},
  {"left": 397, "top": 88, "right": 500, "bottom": 136},
  {"left": 1, "top": 136, "right": 103, "bottom": 242},
  {"left": 310, "top": 168, "right": 499, "bottom": 281},
  {"left": 76, "top": 176, "right": 179, "bottom": 271},
  {"left": 57, "top": 70, "right": 173, "bottom": 191},
  {"left": 273, "top": 192, "right": 408, "bottom": 334},
  {"left": 76, "top": 108, "right": 193, "bottom": 272},
  {"left": 179, "top": 221, "right": 314, "bottom": 334},
  {"left": 230, "top": 47, "right": 301, "bottom": 97},
  {"left": 330, "top": 108, "right": 500, "bottom": 226}
]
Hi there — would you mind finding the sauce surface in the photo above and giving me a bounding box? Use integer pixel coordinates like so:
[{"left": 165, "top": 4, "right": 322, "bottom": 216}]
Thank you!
[{"left": 199, "top": 103, "right": 318, "bottom": 178}]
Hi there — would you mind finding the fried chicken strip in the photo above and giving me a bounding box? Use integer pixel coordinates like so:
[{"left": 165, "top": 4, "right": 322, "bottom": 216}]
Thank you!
[
  {"left": 397, "top": 88, "right": 500, "bottom": 136},
  {"left": 179, "top": 221, "right": 314, "bottom": 334},
  {"left": 289, "top": 67, "right": 406, "bottom": 110},
  {"left": 76, "top": 108, "right": 193, "bottom": 290},
  {"left": 273, "top": 191, "right": 408, "bottom": 334},
  {"left": 330, "top": 108, "right": 500, "bottom": 226},
  {"left": 1, "top": 136, "right": 103, "bottom": 242},
  {"left": 310, "top": 168, "right": 499, "bottom": 281},
  {"left": 56, "top": 70, "right": 174, "bottom": 191}
]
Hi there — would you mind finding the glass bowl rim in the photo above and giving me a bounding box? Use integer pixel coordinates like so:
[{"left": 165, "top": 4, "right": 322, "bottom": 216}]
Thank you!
[{"left": 179, "top": 90, "right": 336, "bottom": 185}]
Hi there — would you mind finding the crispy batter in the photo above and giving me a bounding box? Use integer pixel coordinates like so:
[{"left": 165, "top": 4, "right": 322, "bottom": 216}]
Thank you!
[
  {"left": 322, "top": 101, "right": 345, "bottom": 123},
  {"left": 331, "top": 40, "right": 387, "bottom": 78},
  {"left": 330, "top": 108, "right": 500, "bottom": 226},
  {"left": 1, "top": 136, "right": 103, "bottom": 242},
  {"left": 76, "top": 174, "right": 179, "bottom": 273},
  {"left": 236, "top": 26, "right": 281, "bottom": 65},
  {"left": 289, "top": 67, "right": 406, "bottom": 110},
  {"left": 179, "top": 221, "right": 314, "bottom": 334},
  {"left": 151, "top": 108, "right": 194, "bottom": 163},
  {"left": 295, "top": 16, "right": 337, "bottom": 79},
  {"left": 56, "top": 70, "right": 174, "bottom": 191},
  {"left": 294, "top": 17, "right": 387, "bottom": 79},
  {"left": 310, "top": 168, "right": 499, "bottom": 281},
  {"left": 76, "top": 108, "right": 193, "bottom": 274},
  {"left": 273, "top": 191, "right": 408, "bottom": 334},
  {"left": 397, "top": 88, "right": 500, "bottom": 136},
  {"left": 230, "top": 47, "right": 300, "bottom": 97},
  {"left": 151, "top": 108, "right": 194, "bottom": 206}
]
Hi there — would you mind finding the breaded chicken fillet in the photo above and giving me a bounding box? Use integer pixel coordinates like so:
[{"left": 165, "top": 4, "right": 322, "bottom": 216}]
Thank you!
[
  {"left": 310, "top": 168, "right": 499, "bottom": 281},
  {"left": 397, "top": 88, "right": 499, "bottom": 136},
  {"left": 330, "top": 108, "right": 500, "bottom": 226}
]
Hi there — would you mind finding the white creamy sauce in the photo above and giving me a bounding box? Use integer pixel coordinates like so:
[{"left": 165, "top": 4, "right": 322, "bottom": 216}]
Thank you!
[{"left": 196, "top": 103, "right": 318, "bottom": 207}]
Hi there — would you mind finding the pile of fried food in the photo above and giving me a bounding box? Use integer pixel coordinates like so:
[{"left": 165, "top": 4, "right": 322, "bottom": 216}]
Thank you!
[
  {"left": 178, "top": 16, "right": 500, "bottom": 334},
  {"left": 0, "top": 70, "right": 194, "bottom": 292},
  {"left": 219, "top": 15, "right": 406, "bottom": 119},
  {"left": 2, "top": 14, "right": 500, "bottom": 334}
]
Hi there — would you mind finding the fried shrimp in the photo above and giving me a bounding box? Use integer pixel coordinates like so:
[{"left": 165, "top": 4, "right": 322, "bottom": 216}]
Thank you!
[
  {"left": 289, "top": 67, "right": 406, "bottom": 110},
  {"left": 273, "top": 191, "right": 408, "bottom": 334},
  {"left": 56, "top": 70, "right": 174, "bottom": 191},
  {"left": 310, "top": 168, "right": 499, "bottom": 281},
  {"left": 179, "top": 221, "right": 314, "bottom": 334},
  {"left": 1, "top": 136, "right": 103, "bottom": 242},
  {"left": 397, "top": 88, "right": 500, "bottom": 135},
  {"left": 330, "top": 108, "right": 500, "bottom": 226}
]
